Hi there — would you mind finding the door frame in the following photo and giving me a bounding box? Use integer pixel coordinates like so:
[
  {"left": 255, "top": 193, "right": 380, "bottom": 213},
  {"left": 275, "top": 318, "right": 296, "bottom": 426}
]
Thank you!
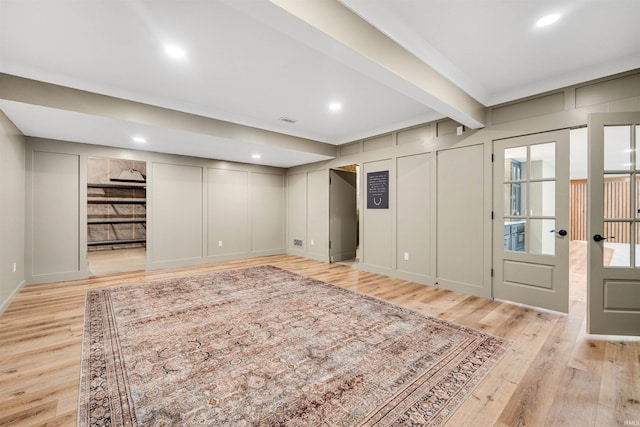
[
  {"left": 329, "top": 167, "right": 358, "bottom": 263},
  {"left": 587, "top": 112, "right": 640, "bottom": 335},
  {"left": 492, "top": 130, "right": 570, "bottom": 313}
]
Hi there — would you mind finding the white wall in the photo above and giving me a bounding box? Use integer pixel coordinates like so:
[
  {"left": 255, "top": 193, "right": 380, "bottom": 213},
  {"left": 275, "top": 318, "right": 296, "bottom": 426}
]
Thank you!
[
  {"left": 0, "top": 110, "right": 25, "bottom": 313},
  {"left": 570, "top": 128, "right": 588, "bottom": 180}
]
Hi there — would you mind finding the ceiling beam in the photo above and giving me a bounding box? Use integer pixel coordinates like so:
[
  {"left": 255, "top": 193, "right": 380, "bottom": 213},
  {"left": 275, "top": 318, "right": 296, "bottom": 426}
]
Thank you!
[
  {"left": 0, "top": 73, "right": 338, "bottom": 158},
  {"left": 269, "top": 0, "right": 486, "bottom": 129}
]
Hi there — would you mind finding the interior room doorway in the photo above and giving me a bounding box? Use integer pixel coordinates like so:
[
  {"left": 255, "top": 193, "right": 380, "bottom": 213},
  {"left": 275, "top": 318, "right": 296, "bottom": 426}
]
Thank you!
[
  {"left": 330, "top": 165, "right": 359, "bottom": 264},
  {"left": 493, "top": 131, "right": 570, "bottom": 312},
  {"left": 569, "top": 127, "right": 588, "bottom": 312},
  {"left": 491, "top": 128, "right": 588, "bottom": 314},
  {"left": 87, "top": 156, "right": 147, "bottom": 275}
]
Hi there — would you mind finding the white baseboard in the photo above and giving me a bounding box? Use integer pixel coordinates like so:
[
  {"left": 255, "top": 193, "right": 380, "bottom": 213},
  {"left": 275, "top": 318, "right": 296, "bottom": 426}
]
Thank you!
[{"left": 0, "top": 279, "right": 26, "bottom": 316}]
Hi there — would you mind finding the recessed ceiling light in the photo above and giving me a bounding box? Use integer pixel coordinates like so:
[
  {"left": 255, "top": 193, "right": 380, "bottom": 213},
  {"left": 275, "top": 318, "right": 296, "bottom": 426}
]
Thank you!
[
  {"left": 536, "top": 13, "right": 561, "bottom": 27},
  {"left": 252, "top": 154, "right": 261, "bottom": 159},
  {"left": 164, "top": 44, "right": 186, "bottom": 59},
  {"left": 329, "top": 102, "right": 342, "bottom": 112},
  {"left": 132, "top": 136, "right": 147, "bottom": 143}
]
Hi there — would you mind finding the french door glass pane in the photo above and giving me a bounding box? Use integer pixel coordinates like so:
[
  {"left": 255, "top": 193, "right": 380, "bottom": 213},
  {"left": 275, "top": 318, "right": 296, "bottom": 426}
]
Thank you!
[
  {"left": 636, "top": 125, "right": 640, "bottom": 170},
  {"left": 604, "top": 125, "right": 631, "bottom": 171},
  {"left": 603, "top": 221, "right": 631, "bottom": 267},
  {"left": 505, "top": 183, "right": 526, "bottom": 216},
  {"left": 530, "top": 219, "right": 555, "bottom": 255},
  {"left": 504, "top": 147, "right": 527, "bottom": 181},
  {"left": 529, "top": 181, "right": 555, "bottom": 216},
  {"left": 636, "top": 224, "right": 640, "bottom": 267},
  {"left": 530, "top": 143, "right": 555, "bottom": 179},
  {"left": 637, "top": 175, "right": 640, "bottom": 219},
  {"left": 504, "top": 219, "right": 526, "bottom": 252},
  {"left": 604, "top": 174, "right": 631, "bottom": 219}
]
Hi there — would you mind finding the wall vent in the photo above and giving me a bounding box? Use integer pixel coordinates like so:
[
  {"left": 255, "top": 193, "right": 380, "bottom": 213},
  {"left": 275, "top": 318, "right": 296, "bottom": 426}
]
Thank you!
[{"left": 293, "top": 239, "right": 303, "bottom": 247}]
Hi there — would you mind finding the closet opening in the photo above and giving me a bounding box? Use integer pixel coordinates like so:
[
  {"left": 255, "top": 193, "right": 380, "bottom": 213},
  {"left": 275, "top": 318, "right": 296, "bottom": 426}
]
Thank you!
[
  {"left": 330, "top": 165, "right": 359, "bottom": 265},
  {"left": 87, "top": 156, "right": 147, "bottom": 275}
]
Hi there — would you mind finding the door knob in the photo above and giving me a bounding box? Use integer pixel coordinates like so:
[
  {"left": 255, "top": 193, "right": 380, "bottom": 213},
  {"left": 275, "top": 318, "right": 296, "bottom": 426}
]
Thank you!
[
  {"left": 593, "top": 234, "right": 614, "bottom": 242},
  {"left": 550, "top": 229, "right": 568, "bottom": 236}
]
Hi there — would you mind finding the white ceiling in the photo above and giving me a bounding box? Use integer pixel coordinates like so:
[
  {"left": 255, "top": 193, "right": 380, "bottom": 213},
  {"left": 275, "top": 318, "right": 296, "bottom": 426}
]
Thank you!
[{"left": 1, "top": 0, "right": 639, "bottom": 167}]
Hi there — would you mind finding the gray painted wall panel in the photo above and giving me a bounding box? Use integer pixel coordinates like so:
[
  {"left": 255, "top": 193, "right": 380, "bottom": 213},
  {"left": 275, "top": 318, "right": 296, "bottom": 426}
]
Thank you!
[
  {"left": 152, "top": 163, "right": 203, "bottom": 262},
  {"left": 397, "top": 125, "right": 433, "bottom": 145},
  {"left": 287, "top": 173, "right": 306, "bottom": 250},
  {"left": 492, "top": 92, "right": 565, "bottom": 125},
  {"left": 339, "top": 141, "right": 361, "bottom": 156},
  {"left": 437, "top": 145, "right": 484, "bottom": 288},
  {"left": 436, "top": 120, "right": 459, "bottom": 136},
  {"left": 251, "top": 172, "right": 285, "bottom": 252},
  {"left": 20, "top": 138, "right": 286, "bottom": 283},
  {"left": 32, "top": 151, "right": 80, "bottom": 275},
  {"left": 396, "top": 153, "right": 430, "bottom": 276},
  {"left": 0, "top": 111, "right": 25, "bottom": 312},
  {"left": 363, "top": 160, "right": 392, "bottom": 269},
  {"left": 307, "top": 170, "right": 329, "bottom": 259},
  {"left": 208, "top": 168, "right": 249, "bottom": 256},
  {"left": 575, "top": 73, "right": 640, "bottom": 108},
  {"left": 364, "top": 134, "right": 393, "bottom": 152}
]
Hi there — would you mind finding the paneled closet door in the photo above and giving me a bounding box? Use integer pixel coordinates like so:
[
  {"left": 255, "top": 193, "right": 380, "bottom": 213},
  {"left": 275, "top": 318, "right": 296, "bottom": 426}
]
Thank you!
[{"left": 437, "top": 144, "right": 492, "bottom": 298}]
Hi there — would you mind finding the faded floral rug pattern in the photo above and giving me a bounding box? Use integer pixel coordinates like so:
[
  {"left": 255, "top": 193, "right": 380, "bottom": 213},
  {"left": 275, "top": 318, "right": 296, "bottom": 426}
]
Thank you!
[{"left": 79, "top": 265, "right": 510, "bottom": 426}]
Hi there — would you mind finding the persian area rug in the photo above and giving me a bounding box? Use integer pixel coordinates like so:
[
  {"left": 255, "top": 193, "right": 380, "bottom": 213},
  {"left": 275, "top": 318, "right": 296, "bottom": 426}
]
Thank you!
[{"left": 79, "top": 265, "right": 511, "bottom": 426}]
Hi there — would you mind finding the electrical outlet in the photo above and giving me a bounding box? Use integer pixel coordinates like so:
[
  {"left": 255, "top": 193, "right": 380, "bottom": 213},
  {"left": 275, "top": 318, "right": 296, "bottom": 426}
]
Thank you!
[
  {"left": 456, "top": 126, "right": 464, "bottom": 136},
  {"left": 12, "top": 262, "right": 17, "bottom": 273},
  {"left": 403, "top": 252, "right": 409, "bottom": 261},
  {"left": 311, "top": 239, "right": 314, "bottom": 245},
  {"left": 218, "top": 241, "right": 223, "bottom": 247}
]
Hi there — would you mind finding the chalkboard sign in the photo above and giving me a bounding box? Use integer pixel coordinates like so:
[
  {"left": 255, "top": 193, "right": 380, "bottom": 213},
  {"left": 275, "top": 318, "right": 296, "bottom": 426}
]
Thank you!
[{"left": 367, "top": 170, "right": 389, "bottom": 209}]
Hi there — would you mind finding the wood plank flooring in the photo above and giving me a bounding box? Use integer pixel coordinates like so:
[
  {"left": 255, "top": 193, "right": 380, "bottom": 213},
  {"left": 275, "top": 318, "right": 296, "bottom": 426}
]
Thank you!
[
  {"left": 1, "top": 242, "right": 639, "bottom": 426},
  {"left": 87, "top": 248, "right": 146, "bottom": 275}
]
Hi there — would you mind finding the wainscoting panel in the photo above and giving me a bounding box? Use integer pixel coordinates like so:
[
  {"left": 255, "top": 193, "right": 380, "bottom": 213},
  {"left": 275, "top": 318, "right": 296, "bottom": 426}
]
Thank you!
[
  {"left": 151, "top": 163, "right": 203, "bottom": 263},
  {"left": 31, "top": 151, "right": 80, "bottom": 276}
]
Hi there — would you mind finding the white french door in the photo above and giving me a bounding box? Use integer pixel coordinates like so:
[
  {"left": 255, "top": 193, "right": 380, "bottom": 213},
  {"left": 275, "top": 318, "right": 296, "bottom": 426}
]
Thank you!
[
  {"left": 493, "top": 130, "right": 570, "bottom": 313},
  {"left": 587, "top": 112, "right": 640, "bottom": 335}
]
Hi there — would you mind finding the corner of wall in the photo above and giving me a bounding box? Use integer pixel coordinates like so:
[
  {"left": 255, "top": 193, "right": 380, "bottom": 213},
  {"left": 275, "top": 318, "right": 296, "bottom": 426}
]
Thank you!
[
  {"left": 0, "top": 280, "right": 26, "bottom": 316},
  {"left": 0, "top": 109, "right": 26, "bottom": 313}
]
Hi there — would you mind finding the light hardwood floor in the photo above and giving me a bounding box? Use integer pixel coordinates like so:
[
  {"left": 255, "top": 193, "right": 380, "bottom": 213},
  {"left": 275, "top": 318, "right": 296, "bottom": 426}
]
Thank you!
[
  {"left": 87, "top": 248, "right": 146, "bottom": 275},
  {"left": 1, "top": 243, "right": 638, "bottom": 426}
]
